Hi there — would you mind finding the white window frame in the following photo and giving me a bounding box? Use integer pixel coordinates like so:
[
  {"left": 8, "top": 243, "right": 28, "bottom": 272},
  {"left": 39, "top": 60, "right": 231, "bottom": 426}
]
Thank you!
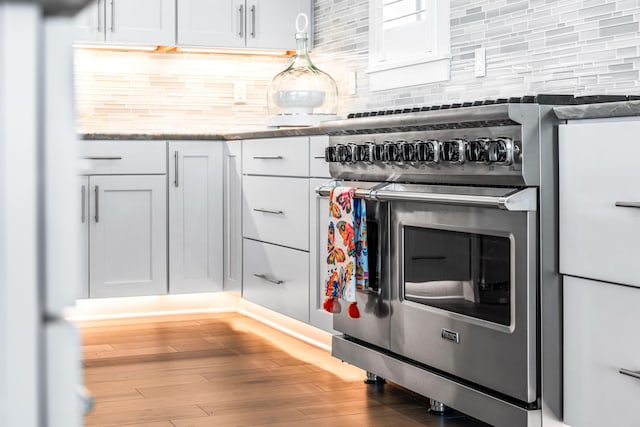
[{"left": 367, "top": 0, "right": 451, "bottom": 92}]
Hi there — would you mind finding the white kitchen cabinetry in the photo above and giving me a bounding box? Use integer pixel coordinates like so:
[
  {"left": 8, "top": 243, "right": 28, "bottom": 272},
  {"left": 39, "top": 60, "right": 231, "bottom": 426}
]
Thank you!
[
  {"left": 75, "top": 0, "right": 175, "bottom": 45},
  {"left": 79, "top": 141, "right": 168, "bottom": 298},
  {"left": 224, "top": 141, "right": 243, "bottom": 294},
  {"left": 89, "top": 174, "right": 167, "bottom": 298},
  {"left": 308, "top": 136, "right": 332, "bottom": 332},
  {"left": 241, "top": 137, "right": 310, "bottom": 322},
  {"left": 563, "top": 276, "right": 640, "bottom": 427},
  {"left": 560, "top": 117, "right": 640, "bottom": 427},
  {"left": 559, "top": 120, "right": 640, "bottom": 287},
  {"left": 176, "top": 0, "right": 310, "bottom": 50},
  {"left": 169, "top": 141, "right": 223, "bottom": 294}
]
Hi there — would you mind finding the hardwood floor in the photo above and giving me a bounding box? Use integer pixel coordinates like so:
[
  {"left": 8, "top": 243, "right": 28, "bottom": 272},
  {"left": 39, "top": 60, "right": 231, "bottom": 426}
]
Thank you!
[{"left": 76, "top": 312, "right": 489, "bottom": 427}]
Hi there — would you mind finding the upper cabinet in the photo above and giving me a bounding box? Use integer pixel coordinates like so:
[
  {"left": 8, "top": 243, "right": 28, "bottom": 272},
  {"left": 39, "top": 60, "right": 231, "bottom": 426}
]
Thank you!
[
  {"left": 177, "top": 0, "right": 311, "bottom": 50},
  {"left": 74, "top": 0, "right": 176, "bottom": 45}
]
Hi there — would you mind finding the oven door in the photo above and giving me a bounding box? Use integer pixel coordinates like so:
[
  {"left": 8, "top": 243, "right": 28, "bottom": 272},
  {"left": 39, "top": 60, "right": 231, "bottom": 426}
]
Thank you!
[
  {"left": 381, "top": 184, "right": 538, "bottom": 404},
  {"left": 316, "top": 181, "right": 391, "bottom": 350}
]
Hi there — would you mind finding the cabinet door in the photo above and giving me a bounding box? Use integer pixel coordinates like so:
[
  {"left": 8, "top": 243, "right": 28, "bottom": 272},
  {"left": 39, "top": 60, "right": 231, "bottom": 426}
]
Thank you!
[
  {"left": 106, "top": 0, "right": 175, "bottom": 45},
  {"left": 169, "top": 141, "right": 223, "bottom": 294},
  {"left": 564, "top": 276, "right": 640, "bottom": 427},
  {"left": 559, "top": 120, "right": 640, "bottom": 287},
  {"left": 246, "top": 0, "right": 309, "bottom": 49},
  {"left": 89, "top": 175, "right": 167, "bottom": 298},
  {"left": 73, "top": 0, "right": 105, "bottom": 42},
  {"left": 243, "top": 239, "right": 310, "bottom": 322},
  {"left": 224, "top": 141, "right": 242, "bottom": 294},
  {"left": 78, "top": 177, "right": 89, "bottom": 299},
  {"left": 309, "top": 178, "right": 333, "bottom": 332},
  {"left": 177, "top": 0, "right": 245, "bottom": 48}
]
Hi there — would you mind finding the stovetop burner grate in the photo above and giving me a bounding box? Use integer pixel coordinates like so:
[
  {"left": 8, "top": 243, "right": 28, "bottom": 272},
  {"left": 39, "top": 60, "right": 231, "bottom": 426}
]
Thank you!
[{"left": 347, "top": 94, "right": 636, "bottom": 119}]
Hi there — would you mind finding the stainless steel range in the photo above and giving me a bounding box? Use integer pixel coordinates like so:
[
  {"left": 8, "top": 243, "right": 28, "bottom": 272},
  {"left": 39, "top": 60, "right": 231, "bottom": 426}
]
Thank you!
[{"left": 316, "top": 96, "right": 569, "bottom": 427}]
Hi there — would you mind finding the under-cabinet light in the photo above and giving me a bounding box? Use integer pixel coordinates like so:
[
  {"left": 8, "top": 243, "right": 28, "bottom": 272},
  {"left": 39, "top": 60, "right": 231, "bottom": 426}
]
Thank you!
[{"left": 73, "top": 43, "right": 293, "bottom": 56}]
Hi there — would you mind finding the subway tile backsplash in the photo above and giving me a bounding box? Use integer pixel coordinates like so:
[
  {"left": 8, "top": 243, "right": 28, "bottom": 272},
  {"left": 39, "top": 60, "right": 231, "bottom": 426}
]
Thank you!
[{"left": 75, "top": 0, "right": 640, "bottom": 134}]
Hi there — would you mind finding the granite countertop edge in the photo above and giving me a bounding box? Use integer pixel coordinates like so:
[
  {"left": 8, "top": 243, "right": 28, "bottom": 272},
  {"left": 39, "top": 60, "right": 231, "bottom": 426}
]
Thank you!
[
  {"left": 553, "top": 100, "right": 640, "bottom": 120},
  {"left": 81, "top": 126, "right": 325, "bottom": 141}
]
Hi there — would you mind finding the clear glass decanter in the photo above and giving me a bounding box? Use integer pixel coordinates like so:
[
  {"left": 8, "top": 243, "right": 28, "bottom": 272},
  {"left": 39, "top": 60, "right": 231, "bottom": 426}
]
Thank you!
[{"left": 267, "top": 13, "right": 338, "bottom": 121}]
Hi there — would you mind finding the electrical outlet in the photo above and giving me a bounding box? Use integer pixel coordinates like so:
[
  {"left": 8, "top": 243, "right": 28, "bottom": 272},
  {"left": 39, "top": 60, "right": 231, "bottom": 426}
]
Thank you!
[
  {"left": 233, "top": 81, "right": 247, "bottom": 104},
  {"left": 474, "top": 47, "right": 486, "bottom": 77}
]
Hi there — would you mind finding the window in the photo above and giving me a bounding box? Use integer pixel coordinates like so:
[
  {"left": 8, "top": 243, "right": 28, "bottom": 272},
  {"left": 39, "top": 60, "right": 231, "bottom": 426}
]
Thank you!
[{"left": 368, "top": 0, "right": 450, "bottom": 91}]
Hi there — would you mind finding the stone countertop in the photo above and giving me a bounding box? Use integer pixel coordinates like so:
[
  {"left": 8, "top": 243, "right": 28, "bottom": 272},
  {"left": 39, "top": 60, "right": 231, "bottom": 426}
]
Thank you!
[
  {"left": 81, "top": 126, "right": 325, "bottom": 141},
  {"left": 553, "top": 100, "right": 640, "bottom": 120}
]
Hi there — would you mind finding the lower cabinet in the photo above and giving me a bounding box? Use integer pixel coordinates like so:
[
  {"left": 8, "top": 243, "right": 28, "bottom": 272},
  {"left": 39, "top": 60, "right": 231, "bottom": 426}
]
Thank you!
[
  {"left": 243, "top": 237, "right": 310, "bottom": 323},
  {"left": 564, "top": 276, "right": 640, "bottom": 427},
  {"left": 168, "top": 141, "right": 223, "bottom": 294},
  {"left": 309, "top": 178, "right": 332, "bottom": 332},
  {"left": 223, "top": 141, "right": 243, "bottom": 294},
  {"left": 88, "top": 175, "right": 167, "bottom": 298}
]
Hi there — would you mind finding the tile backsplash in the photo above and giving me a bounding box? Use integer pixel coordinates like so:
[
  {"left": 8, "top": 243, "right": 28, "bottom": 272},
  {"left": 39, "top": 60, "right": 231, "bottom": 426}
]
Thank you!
[{"left": 75, "top": 0, "right": 640, "bottom": 133}]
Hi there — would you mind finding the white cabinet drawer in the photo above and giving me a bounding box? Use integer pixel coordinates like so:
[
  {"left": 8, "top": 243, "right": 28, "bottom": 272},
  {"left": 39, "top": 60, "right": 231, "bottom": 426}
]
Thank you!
[
  {"left": 559, "top": 121, "right": 640, "bottom": 287},
  {"left": 309, "top": 135, "right": 330, "bottom": 178},
  {"left": 242, "top": 239, "right": 310, "bottom": 323},
  {"left": 79, "top": 141, "right": 167, "bottom": 175},
  {"left": 243, "top": 137, "right": 309, "bottom": 177},
  {"left": 564, "top": 276, "right": 640, "bottom": 427},
  {"left": 243, "top": 175, "right": 309, "bottom": 250}
]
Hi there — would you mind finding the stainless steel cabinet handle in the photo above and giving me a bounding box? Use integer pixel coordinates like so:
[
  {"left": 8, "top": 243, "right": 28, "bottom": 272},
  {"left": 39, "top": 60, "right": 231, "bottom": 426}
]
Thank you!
[
  {"left": 620, "top": 368, "right": 640, "bottom": 380},
  {"left": 174, "top": 150, "right": 179, "bottom": 188},
  {"left": 97, "top": 0, "right": 101, "bottom": 32},
  {"left": 253, "top": 155, "right": 283, "bottom": 160},
  {"left": 94, "top": 185, "right": 99, "bottom": 223},
  {"left": 238, "top": 4, "right": 244, "bottom": 37},
  {"left": 250, "top": 5, "right": 256, "bottom": 37},
  {"left": 110, "top": 0, "right": 115, "bottom": 32},
  {"left": 253, "top": 273, "right": 283, "bottom": 285},
  {"left": 313, "top": 156, "right": 325, "bottom": 159},
  {"left": 615, "top": 201, "right": 640, "bottom": 209},
  {"left": 82, "top": 156, "right": 122, "bottom": 160},
  {"left": 81, "top": 185, "right": 86, "bottom": 223},
  {"left": 253, "top": 208, "right": 284, "bottom": 215}
]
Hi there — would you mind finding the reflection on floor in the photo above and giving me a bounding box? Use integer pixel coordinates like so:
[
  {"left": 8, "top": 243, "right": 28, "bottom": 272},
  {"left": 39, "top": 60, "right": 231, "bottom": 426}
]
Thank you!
[{"left": 77, "top": 312, "right": 489, "bottom": 426}]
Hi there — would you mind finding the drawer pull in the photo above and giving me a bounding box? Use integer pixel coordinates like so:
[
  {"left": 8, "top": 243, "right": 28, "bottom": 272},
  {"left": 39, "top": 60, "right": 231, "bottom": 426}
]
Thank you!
[
  {"left": 82, "top": 156, "right": 122, "bottom": 160},
  {"left": 253, "top": 273, "right": 283, "bottom": 285},
  {"left": 313, "top": 156, "right": 325, "bottom": 159},
  {"left": 253, "top": 208, "right": 284, "bottom": 215},
  {"left": 253, "top": 155, "right": 283, "bottom": 160},
  {"left": 615, "top": 201, "right": 640, "bottom": 209},
  {"left": 620, "top": 368, "right": 640, "bottom": 380}
]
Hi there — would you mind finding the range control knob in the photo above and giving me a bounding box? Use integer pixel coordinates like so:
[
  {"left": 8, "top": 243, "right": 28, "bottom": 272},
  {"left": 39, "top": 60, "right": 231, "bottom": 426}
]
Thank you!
[
  {"left": 467, "top": 138, "right": 490, "bottom": 162},
  {"left": 324, "top": 146, "right": 338, "bottom": 163},
  {"left": 400, "top": 141, "right": 417, "bottom": 162},
  {"left": 441, "top": 139, "right": 466, "bottom": 164},
  {"left": 372, "top": 143, "right": 385, "bottom": 162},
  {"left": 336, "top": 144, "right": 353, "bottom": 163},
  {"left": 486, "top": 137, "right": 517, "bottom": 165},
  {"left": 415, "top": 140, "right": 439, "bottom": 163},
  {"left": 353, "top": 143, "right": 372, "bottom": 163},
  {"left": 383, "top": 141, "right": 401, "bottom": 162}
]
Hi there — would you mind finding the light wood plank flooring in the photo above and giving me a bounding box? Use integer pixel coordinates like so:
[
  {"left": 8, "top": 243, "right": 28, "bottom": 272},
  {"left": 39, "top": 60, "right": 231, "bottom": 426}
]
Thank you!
[{"left": 76, "top": 312, "right": 488, "bottom": 427}]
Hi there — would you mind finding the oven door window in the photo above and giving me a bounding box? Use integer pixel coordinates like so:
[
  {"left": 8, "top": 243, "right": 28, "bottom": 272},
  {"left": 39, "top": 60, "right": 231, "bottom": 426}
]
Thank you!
[{"left": 403, "top": 226, "right": 511, "bottom": 326}]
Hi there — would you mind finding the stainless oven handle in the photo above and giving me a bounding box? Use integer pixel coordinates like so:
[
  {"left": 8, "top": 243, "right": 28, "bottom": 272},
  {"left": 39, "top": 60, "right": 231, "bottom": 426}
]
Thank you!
[{"left": 373, "top": 187, "right": 537, "bottom": 211}]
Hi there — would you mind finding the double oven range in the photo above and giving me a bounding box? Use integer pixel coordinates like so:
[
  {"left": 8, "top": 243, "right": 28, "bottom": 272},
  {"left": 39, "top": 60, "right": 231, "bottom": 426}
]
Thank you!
[{"left": 317, "top": 100, "right": 563, "bottom": 427}]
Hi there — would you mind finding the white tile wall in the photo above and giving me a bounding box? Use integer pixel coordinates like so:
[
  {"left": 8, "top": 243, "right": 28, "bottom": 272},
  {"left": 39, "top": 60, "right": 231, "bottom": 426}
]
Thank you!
[{"left": 75, "top": 0, "right": 640, "bottom": 133}]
